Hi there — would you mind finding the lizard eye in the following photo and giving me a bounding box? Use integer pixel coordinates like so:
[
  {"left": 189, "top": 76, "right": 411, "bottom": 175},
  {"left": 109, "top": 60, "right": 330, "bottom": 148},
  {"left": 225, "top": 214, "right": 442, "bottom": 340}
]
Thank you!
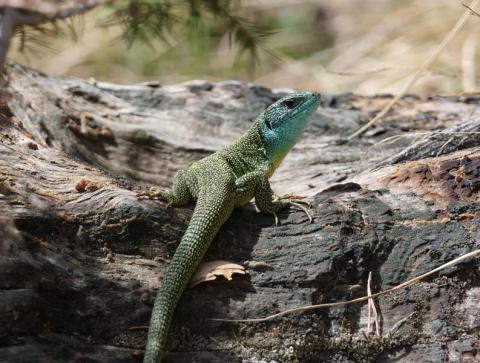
[{"left": 283, "top": 99, "right": 297, "bottom": 109}]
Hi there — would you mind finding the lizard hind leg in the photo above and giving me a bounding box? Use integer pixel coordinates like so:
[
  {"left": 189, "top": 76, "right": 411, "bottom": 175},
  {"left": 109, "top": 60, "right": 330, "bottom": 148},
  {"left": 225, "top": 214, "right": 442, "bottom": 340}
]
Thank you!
[{"left": 160, "top": 169, "right": 192, "bottom": 207}]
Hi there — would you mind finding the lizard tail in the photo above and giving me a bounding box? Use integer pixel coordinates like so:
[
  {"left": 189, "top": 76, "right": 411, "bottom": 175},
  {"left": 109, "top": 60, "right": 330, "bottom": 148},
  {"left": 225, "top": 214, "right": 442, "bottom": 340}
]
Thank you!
[{"left": 144, "top": 190, "right": 234, "bottom": 363}]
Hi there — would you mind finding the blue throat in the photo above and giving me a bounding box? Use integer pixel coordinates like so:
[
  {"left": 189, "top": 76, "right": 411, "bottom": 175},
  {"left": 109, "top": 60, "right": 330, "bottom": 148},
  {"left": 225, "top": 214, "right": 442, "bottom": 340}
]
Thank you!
[
  {"left": 256, "top": 91, "right": 321, "bottom": 172},
  {"left": 258, "top": 115, "right": 305, "bottom": 166}
]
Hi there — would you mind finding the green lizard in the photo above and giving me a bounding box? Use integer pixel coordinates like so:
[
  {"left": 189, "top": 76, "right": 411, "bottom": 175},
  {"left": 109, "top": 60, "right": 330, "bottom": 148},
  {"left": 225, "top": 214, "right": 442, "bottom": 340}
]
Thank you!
[{"left": 144, "top": 91, "right": 321, "bottom": 363}]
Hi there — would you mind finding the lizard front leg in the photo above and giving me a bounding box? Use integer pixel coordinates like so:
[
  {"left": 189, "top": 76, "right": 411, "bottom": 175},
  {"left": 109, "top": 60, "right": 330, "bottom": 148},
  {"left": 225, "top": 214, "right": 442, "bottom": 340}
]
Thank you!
[{"left": 236, "top": 171, "right": 311, "bottom": 225}]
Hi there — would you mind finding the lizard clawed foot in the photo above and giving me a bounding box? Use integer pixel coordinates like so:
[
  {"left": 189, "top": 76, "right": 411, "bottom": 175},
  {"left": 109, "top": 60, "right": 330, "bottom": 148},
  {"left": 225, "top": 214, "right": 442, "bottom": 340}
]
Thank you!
[
  {"left": 137, "top": 187, "right": 177, "bottom": 208},
  {"left": 287, "top": 201, "right": 313, "bottom": 223},
  {"left": 273, "top": 194, "right": 313, "bottom": 223},
  {"left": 275, "top": 193, "right": 312, "bottom": 208},
  {"left": 137, "top": 186, "right": 164, "bottom": 200}
]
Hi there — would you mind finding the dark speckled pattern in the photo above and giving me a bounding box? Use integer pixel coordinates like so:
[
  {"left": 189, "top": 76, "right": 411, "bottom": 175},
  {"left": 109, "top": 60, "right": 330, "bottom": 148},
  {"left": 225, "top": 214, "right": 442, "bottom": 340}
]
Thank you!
[{"left": 144, "top": 92, "right": 321, "bottom": 363}]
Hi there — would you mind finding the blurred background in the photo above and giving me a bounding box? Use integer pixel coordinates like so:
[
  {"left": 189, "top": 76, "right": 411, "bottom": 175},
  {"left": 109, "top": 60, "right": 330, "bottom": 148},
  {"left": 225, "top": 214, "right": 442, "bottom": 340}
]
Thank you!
[{"left": 9, "top": 0, "right": 480, "bottom": 95}]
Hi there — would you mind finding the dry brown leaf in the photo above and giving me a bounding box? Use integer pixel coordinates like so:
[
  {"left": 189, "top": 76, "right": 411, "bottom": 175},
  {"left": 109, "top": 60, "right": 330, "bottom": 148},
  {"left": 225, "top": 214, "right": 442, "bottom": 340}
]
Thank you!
[
  {"left": 244, "top": 260, "right": 273, "bottom": 271},
  {"left": 188, "top": 260, "right": 246, "bottom": 289}
]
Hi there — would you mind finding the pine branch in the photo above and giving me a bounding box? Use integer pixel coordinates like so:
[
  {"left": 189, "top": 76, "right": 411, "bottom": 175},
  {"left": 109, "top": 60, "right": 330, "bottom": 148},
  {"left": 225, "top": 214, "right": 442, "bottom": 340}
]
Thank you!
[
  {"left": 1, "top": 0, "right": 275, "bottom": 77},
  {"left": 0, "top": 0, "right": 104, "bottom": 20},
  {"left": 0, "top": 1, "right": 105, "bottom": 76},
  {"left": 203, "top": 0, "right": 275, "bottom": 68},
  {"left": 102, "top": 0, "right": 274, "bottom": 70}
]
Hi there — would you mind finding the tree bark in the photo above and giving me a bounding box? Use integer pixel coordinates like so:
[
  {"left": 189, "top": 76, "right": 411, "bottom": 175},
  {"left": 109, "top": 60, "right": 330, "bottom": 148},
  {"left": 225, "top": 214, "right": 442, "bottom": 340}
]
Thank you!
[{"left": 1, "top": 62, "right": 479, "bottom": 362}]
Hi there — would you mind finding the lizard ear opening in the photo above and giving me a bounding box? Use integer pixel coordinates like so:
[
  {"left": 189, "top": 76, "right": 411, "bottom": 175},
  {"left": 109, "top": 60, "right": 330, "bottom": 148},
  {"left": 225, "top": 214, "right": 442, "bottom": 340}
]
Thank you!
[{"left": 264, "top": 114, "right": 272, "bottom": 130}]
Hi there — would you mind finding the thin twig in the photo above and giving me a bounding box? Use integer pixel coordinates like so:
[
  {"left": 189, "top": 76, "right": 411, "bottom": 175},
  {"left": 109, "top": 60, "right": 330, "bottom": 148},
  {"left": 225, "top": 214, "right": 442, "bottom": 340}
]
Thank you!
[
  {"left": 347, "top": 0, "right": 480, "bottom": 140},
  {"left": 367, "top": 271, "right": 380, "bottom": 336},
  {"left": 0, "top": 0, "right": 104, "bottom": 20},
  {"left": 212, "top": 248, "right": 480, "bottom": 323},
  {"left": 367, "top": 272, "right": 372, "bottom": 333},
  {"left": 378, "top": 131, "right": 480, "bottom": 145},
  {"left": 388, "top": 312, "right": 415, "bottom": 337},
  {"left": 436, "top": 136, "right": 455, "bottom": 157},
  {"left": 326, "top": 67, "right": 457, "bottom": 79},
  {"left": 463, "top": 3, "right": 480, "bottom": 17}
]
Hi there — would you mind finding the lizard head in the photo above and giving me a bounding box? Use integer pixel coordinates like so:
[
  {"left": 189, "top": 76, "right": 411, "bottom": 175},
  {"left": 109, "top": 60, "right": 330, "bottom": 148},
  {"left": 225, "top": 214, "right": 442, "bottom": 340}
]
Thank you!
[{"left": 258, "top": 91, "right": 321, "bottom": 169}]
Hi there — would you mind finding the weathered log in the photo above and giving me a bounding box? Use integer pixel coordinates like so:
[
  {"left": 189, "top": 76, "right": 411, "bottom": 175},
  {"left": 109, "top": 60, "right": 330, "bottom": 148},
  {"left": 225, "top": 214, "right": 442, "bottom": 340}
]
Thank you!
[{"left": 1, "top": 62, "right": 479, "bottom": 362}]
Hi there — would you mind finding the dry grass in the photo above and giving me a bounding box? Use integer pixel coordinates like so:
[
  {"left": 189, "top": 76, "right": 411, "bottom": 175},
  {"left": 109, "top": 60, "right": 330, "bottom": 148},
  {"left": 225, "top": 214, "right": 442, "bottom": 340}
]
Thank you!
[
  {"left": 256, "top": 0, "right": 480, "bottom": 95},
  {"left": 348, "top": 0, "right": 480, "bottom": 138},
  {"left": 8, "top": 0, "right": 480, "bottom": 95}
]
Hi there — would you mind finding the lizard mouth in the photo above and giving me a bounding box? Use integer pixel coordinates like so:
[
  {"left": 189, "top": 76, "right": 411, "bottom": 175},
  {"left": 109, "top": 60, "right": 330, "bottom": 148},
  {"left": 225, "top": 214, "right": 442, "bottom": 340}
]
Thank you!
[{"left": 290, "top": 93, "right": 321, "bottom": 119}]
